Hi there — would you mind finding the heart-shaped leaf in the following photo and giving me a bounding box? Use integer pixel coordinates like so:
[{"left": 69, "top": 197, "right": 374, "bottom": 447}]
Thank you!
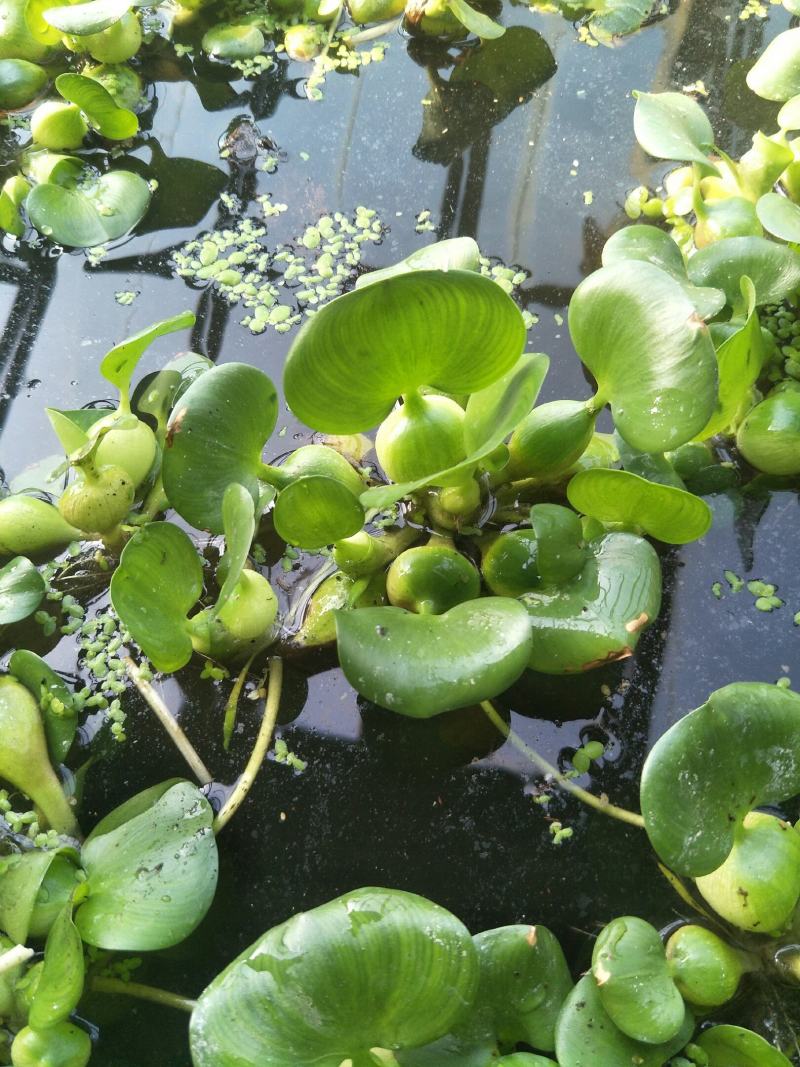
[
  {"left": 75, "top": 780, "right": 218, "bottom": 950},
  {"left": 521, "top": 532, "right": 661, "bottom": 674},
  {"left": 162, "top": 363, "right": 278, "bottom": 534},
  {"left": 100, "top": 310, "right": 195, "bottom": 406},
  {"left": 567, "top": 468, "right": 712, "bottom": 544},
  {"left": 274, "top": 476, "right": 365, "bottom": 550},
  {"left": 55, "top": 73, "right": 137, "bottom": 139},
  {"left": 29, "top": 901, "right": 84, "bottom": 1029},
  {"left": 756, "top": 191, "right": 800, "bottom": 243},
  {"left": 633, "top": 91, "right": 717, "bottom": 168},
  {"left": 445, "top": 0, "right": 505, "bottom": 37},
  {"left": 356, "top": 238, "right": 480, "bottom": 290},
  {"left": 555, "top": 975, "right": 694, "bottom": 1067},
  {"left": 336, "top": 598, "right": 533, "bottom": 717},
  {"left": 696, "top": 1025, "right": 793, "bottom": 1066},
  {"left": 189, "top": 887, "right": 480, "bottom": 1067},
  {"left": 361, "top": 353, "right": 548, "bottom": 510},
  {"left": 591, "top": 917, "right": 685, "bottom": 1045},
  {"left": 110, "top": 521, "right": 203, "bottom": 673},
  {"left": 640, "top": 682, "right": 800, "bottom": 877},
  {"left": 0, "top": 555, "right": 44, "bottom": 624},
  {"left": 284, "top": 270, "right": 526, "bottom": 434},
  {"left": 26, "top": 169, "right": 151, "bottom": 247},
  {"left": 569, "top": 261, "right": 718, "bottom": 452},
  {"left": 10, "top": 649, "right": 78, "bottom": 763},
  {"left": 747, "top": 27, "right": 800, "bottom": 101},
  {"left": 601, "top": 225, "right": 724, "bottom": 320},
  {"left": 43, "top": 0, "right": 133, "bottom": 34},
  {"left": 686, "top": 236, "right": 800, "bottom": 309}
]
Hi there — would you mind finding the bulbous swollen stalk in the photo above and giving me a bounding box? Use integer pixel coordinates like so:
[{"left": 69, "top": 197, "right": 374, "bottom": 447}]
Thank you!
[
  {"left": 665, "top": 924, "right": 749, "bottom": 1008},
  {"left": 0, "top": 496, "right": 79, "bottom": 560},
  {"left": 0, "top": 677, "right": 79, "bottom": 838},
  {"left": 89, "top": 414, "right": 158, "bottom": 489},
  {"left": 57, "top": 457, "right": 134, "bottom": 536},
  {"left": 11, "top": 1022, "right": 92, "bottom": 1067},
  {"left": 386, "top": 541, "right": 480, "bottom": 615},
  {"left": 333, "top": 527, "right": 418, "bottom": 578},
  {"left": 376, "top": 392, "right": 466, "bottom": 484},
  {"left": 188, "top": 570, "right": 278, "bottom": 663}
]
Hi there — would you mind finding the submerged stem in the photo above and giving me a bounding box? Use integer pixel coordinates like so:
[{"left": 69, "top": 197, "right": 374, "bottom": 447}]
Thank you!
[
  {"left": 213, "top": 657, "right": 283, "bottom": 834},
  {"left": 123, "top": 657, "right": 213, "bottom": 786},
  {"left": 222, "top": 654, "right": 255, "bottom": 752},
  {"left": 481, "top": 701, "right": 645, "bottom": 829},
  {"left": 90, "top": 976, "right": 196, "bottom": 1014}
]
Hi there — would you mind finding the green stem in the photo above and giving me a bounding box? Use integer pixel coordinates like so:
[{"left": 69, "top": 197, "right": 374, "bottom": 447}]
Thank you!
[
  {"left": 134, "top": 476, "right": 168, "bottom": 524},
  {"left": 213, "top": 657, "right": 283, "bottom": 834},
  {"left": 123, "top": 656, "right": 213, "bottom": 786},
  {"left": 481, "top": 700, "right": 645, "bottom": 829},
  {"left": 90, "top": 976, "right": 196, "bottom": 1014},
  {"left": 258, "top": 462, "right": 291, "bottom": 490},
  {"left": 0, "top": 944, "right": 33, "bottom": 976},
  {"left": 223, "top": 654, "right": 255, "bottom": 751}
]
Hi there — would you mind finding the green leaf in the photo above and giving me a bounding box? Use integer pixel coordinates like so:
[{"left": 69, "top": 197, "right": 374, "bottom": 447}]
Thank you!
[
  {"left": 569, "top": 262, "right": 718, "bottom": 452},
  {"left": 589, "top": 0, "right": 652, "bottom": 41},
  {"left": 202, "top": 22, "right": 266, "bottom": 59},
  {"left": 686, "top": 236, "right": 800, "bottom": 308},
  {"left": 567, "top": 468, "right": 712, "bottom": 544},
  {"left": 696, "top": 1025, "right": 793, "bottom": 1066},
  {"left": 0, "top": 58, "right": 47, "bottom": 110},
  {"left": 497, "top": 1058, "right": 558, "bottom": 1067},
  {"left": 521, "top": 533, "right": 661, "bottom": 674},
  {"left": 55, "top": 73, "right": 137, "bottom": 139},
  {"left": 26, "top": 169, "right": 151, "bottom": 247},
  {"left": 29, "top": 901, "right": 84, "bottom": 1029},
  {"left": 445, "top": 0, "right": 505, "bottom": 37},
  {"left": 190, "top": 888, "right": 479, "bottom": 1067},
  {"left": 284, "top": 270, "right": 526, "bottom": 434},
  {"left": 100, "top": 311, "right": 195, "bottom": 401},
  {"left": 555, "top": 974, "right": 694, "bottom": 1067},
  {"left": 778, "top": 93, "right": 800, "bottom": 129},
  {"left": 0, "top": 555, "right": 45, "bottom": 624},
  {"left": 274, "top": 476, "right": 365, "bottom": 551},
  {"left": 361, "top": 353, "right": 548, "bottom": 510},
  {"left": 601, "top": 225, "right": 724, "bottom": 320},
  {"left": 133, "top": 352, "right": 212, "bottom": 430},
  {"left": 336, "top": 598, "right": 533, "bottom": 717},
  {"left": 633, "top": 91, "right": 717, "bottom": 168},
  {"left": 110, "top": 522, "right": 203, "bottom": 673},
  {"left": 46, "top": 406, "right": 109, "bottom": 454},
  {"left": 756, "top": 191, "right": 800, "bottom": 243},
  {"left": 76, "top": 780, "right": 218, "bottom": 950},
  {"left": 473, "top": 925, "right": 572, "bottom": 1051},
  {"left": 0, "top": 849, "right": 60, "bottom": 944},
  {"left": 43, "top": 0, "right": 131, "bottom": 34},
  {"left": 356, "top": 238, "right": 480, "bottom": 290},
  {"left": 213, "top": 483, "right": 256, "bottom": 615},
  {"left": 747, "top": 27, "right": 800, "bottom": 101},
  {"left": 591, "top": 917, "right": 684, "bottom": 1045},
  {"left": 640, "top": 682, "right": 800, "bottom": 877},
  {"left": 10, "top": 649, "right": 78, "bottom": 763},
  {"left": 162, "top": 363, "right": 278, "bottom": 534}
]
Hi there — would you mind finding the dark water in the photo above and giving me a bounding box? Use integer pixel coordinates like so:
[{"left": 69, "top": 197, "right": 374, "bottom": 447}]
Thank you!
[{"left": 1, "top": 0, "right": 800, "bottom": 1062}]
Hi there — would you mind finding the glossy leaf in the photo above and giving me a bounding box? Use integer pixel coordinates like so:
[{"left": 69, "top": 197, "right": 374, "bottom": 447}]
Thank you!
[
  {"left": 555, "top": 974, "right": 693, "bottom": 1067},
  {"left": 100, "top": 311, "right": 195, "bottom": 403},
  {"left": 110, "top": 522, "right": 203, "bottom": 673},
  {"left": 747, "top": 28, "right": 800, "bottom": 101},
  {"left": 274, "top": 475, "right": 365, "bottom": 550},
  {"left": 0, "top": 849, "right": 60, "bottom": 944},
  {"left": 46, "top": 407, "right": 107, "bottom": 454},
  {"left": 284, "top": 270, "right": 526, "bottom": 434},
  {"left": 633, "top": 91, "right": 717, "bottom": 168},
  {"left": 569, "top": 261, "right": 718, "bottom": 452},
  {"left": 778, "top": 94, "right": 800, "bottom": 129},
  {"left": 640, "top": 682, "right": 800, "bottom": 876},
  {"left": 362, "top": 353, "right": 548, "bottom": 510},
  {"left": 26, "top": 169, "right": 151, "bottom": 247},
  {"left": 686, "top": 236, "right": 800, "bottom": 308},
  {"left": 44, "top": 0, "right": 132, "bottom": 33},
  {"left": 446, "top": 0, "right": 504, "bottom": 37},
  {"left": 29, "top": 901, "right": 84, "bottom": 1029},
  {"left": 0, "top": 555, "right": 45, "bottom": 624},
  {"left": 10, "top": 648, "right": 77, "bottom": 763},
  {"left": 736, "top": 387, "right": 800, "bottom": 475},
  {"left": 202, "top": 22, "right": 265, "bottom": 59},
  {"left": 592, "top": 917, "right": 684, "bottom": 1044},
  {"left": 696, "top": 1025, "right": 793, "bottom": 1066},
  {"left": 214, "top": 483, "right": 256, "bottom": 615},
  {"left": 756, "top": 191, "right": 800, "bottom": 242},
  {"left": 521, "top": 533, "right": 661, "bottom": 674},
  {"left": 336, "top": 598, "right": 532, "bottom": 717},
  {"left": 55, "top": 73, "right": 137, "bottom": 138},
  {"left": 567, "top": 468, "right": 712, "bottom": 544},
  {"left": 601, "top": 225, "right": 724, "bottom": 320},
  {"left": 190, "top": 887, "right": 479, "bottom": 1067},
  {"left": 76, "top": 780, "right": 218, "bottom": 950},
  {"left": 0, "top": 58, "right": 47, "bottom": 109},
  {"left": 162, "top": 363, "right": 278, "bottom": 533},
  {"left": 133, "top": 352, "right": 212, "bottom": 429},
  {"left": 356, "top": 238, "right": 480, "bottom": 289}
]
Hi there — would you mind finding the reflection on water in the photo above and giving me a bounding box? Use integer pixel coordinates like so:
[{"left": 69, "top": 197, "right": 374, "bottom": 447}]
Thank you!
[{"left": 2, "top": 1, "right": 800, "bottom": 1061}]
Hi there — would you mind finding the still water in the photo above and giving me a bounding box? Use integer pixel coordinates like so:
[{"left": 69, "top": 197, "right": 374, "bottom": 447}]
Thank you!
[{"left": 1, "top": 0, "right": 799, "bottom": 1061}]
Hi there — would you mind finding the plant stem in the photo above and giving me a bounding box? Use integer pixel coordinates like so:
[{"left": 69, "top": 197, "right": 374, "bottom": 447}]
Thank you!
[
  {"left": 123, "top": 657, "right": 213, "bottom": 786},
  {"left": 0, "top": 944, "right": 33, "bottom": 976},
  {"left": 223, "top": 654, "right": 255, "bottom": 752},
  {"left": 213, "top": 656, "right": 283, "bottom": 834},
  {"left": 90, "top": 976, "right": 196, "bottom": 1014},
  {"left": 480, "top": 701, "right": 645, "bottom": 829}
]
